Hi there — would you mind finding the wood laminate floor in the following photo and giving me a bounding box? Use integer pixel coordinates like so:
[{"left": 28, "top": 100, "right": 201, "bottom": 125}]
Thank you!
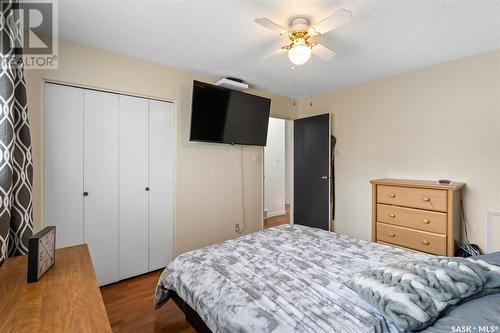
[
  {"left": 101, "top": 205, "right": 291, "bottom": 333},
  {"left": 264, "top": 204, "right": 290, "bottom": 229},
  {"left": 101, "top": 270, "right": 196, "bottom": 333}
]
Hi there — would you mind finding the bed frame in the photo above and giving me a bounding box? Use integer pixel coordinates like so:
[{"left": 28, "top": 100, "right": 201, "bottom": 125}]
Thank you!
[{"left": 170, "top": 291, "right": 213, "bottom": 333}]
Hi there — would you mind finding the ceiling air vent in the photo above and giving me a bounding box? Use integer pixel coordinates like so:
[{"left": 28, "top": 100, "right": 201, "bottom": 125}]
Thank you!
[{"left": 215, "top": 77, "right": 249, "bottom": 91}]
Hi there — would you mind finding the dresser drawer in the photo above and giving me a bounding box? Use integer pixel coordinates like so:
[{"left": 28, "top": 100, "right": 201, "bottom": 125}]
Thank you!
[
  {"left": 377, "top": 185, "right": 447, "bottom": 212},
  {"left": 376, "top": 222, "right": 447, "bottom": 255},
  {"left": 377, "top": 204, "right": 447, "bottom": 234}
]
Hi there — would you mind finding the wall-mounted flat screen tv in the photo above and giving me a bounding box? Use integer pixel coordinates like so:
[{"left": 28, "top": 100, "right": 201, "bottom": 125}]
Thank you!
[{"left": 190, "top": 80, "right": 271, "bottom": 146}]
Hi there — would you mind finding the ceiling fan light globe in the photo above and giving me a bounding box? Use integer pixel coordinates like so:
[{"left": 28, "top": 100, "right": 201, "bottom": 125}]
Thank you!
[{"left": 288, "top": 45, "right": 311, "bottom": 65}]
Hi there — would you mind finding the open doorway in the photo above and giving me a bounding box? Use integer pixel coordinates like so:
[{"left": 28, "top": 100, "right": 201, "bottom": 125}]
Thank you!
[{"left": 264, "top": 118, "right": 293, "bottom": 229}]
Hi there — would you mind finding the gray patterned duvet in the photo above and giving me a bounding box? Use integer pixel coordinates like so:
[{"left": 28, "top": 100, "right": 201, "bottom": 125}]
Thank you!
[{"left": 154, "top": 224, "right": 429, "bottom": 333}]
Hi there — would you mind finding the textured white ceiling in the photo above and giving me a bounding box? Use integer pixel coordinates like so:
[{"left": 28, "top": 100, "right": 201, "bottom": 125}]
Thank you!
[{"left": 57, "top": 0, "right": 500, "bottom": 98}]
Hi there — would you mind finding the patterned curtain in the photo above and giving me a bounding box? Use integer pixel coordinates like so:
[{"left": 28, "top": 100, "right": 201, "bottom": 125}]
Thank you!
[{"left": 0, "top": 0, "right": 34, "bottom": 266}]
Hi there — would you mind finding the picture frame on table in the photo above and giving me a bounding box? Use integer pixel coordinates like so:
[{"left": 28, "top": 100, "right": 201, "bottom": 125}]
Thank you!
[{"left": 27, "top": 226, "right": 56, "bottom": 283}]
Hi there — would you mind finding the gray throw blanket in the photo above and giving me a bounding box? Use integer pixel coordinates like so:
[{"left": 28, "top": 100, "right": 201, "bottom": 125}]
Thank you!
[{"left": 352, "top": 257, "right": 500, "bottom": 331}]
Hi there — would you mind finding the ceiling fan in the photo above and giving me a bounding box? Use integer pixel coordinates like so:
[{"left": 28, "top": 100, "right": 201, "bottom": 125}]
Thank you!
[{"left": 255, "top": 9, "right": 352, "bottom": 66}]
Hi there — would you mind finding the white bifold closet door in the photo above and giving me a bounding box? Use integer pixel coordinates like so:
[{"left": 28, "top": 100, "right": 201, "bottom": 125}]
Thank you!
[
  {"left": 118, "top": 96, "right": 149, "bottom": 279},
  {"left": 44, "top": 84, "right": 84, "bottom": 248},
  {"left": 148, "top": 100, "right": 174, "bottom": 271},
  {"left": 83, "top": 90, "right": 120, "bottom": 286},
  {"left": 44, "top": 83, "right": 173, "bottom": 286}
]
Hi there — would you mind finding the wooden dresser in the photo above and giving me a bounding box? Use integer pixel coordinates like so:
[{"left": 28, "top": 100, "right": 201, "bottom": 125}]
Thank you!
[
  {"left": 0, "top": 244, "right": 112, "bottom": 333},
  {"left": 371, "top": 179, "right": 464, "bottom": 256}
]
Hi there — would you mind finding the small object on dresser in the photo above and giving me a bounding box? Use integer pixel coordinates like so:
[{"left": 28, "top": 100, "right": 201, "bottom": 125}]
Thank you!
[
  {"left": 437, "top": 179, "right": 452, "bottom": 185},
  {"left": 28, "top": 226, "right": 56, "bottom": 283}
]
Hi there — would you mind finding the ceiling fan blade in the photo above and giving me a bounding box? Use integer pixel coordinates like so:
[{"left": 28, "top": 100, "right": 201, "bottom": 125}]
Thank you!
[
  {"left": 313, "top": 43, "right": 336, "bottom": 60},
  {"left": 263, "top": 48, "right": 286, "bottom": 61},
  {"left": 255, "top": 17, "right": 288, "bottom": 34},
  {"left": 313, "top": 9, "right": 352, "bottom": 34}
]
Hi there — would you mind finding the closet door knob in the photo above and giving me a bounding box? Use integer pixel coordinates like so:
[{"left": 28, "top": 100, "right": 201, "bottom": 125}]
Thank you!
[
  {"left": 388, "top": 232, "right": 395, "bottom": 237},
  {"left": 145, "top": 187, "right": 150, "bottom": 191},
  {"left": 421, "top": 240, "right": 430, "bottom": 245},
  {"left": 321, "top": 175, "right": 328, "bottom": 180},
  {"left": 389, "top": 213, "right": 396, "bottom": 218},
  {"left": 389, "top": 193, "right": 396, "bottom": 198},
  {"left": 83, "top": 192, "right": 89, "bottom": 197},
  {"left": 422, "top": 219, "right": 430, "bottom": 224}
]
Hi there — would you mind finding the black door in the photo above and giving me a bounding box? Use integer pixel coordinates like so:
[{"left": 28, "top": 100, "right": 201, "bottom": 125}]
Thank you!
[{"left": 294, "top": 114, "right": 330, "bottom": 230}]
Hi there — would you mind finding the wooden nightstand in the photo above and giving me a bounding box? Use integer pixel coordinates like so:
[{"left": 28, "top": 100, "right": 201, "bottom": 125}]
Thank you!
[{"left": 0, "top": 244, "right": 112, "bottom": 333}]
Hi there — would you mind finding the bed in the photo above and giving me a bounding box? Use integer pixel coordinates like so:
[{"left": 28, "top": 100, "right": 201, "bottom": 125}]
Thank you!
[{"left": 154, "top": 224, "right": 500, "bottom": 333}]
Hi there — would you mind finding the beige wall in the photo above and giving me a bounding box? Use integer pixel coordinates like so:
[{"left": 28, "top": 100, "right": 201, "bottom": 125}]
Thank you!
[
  {"left": 28, "top": 40, "right": 499, "bottom": 255},
  {"left": 298, "top": 49, "right": 500, "bottom": 252},
  {"left": 26, "top": 39, "right": 295, "bottom": 256}
]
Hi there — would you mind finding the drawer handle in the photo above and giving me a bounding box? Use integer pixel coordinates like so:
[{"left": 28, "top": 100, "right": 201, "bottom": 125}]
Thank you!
[
  {"left": 389, "top": 213, "right": 396, "bottom": 218},
  {"left": 422, "top": 197, "right": 430, "bottom": 202},
  {"left": 388, "top": 232, "right": 395, "bottom": 237},
  {"left": 389, "top": 193, "right": 396, "bottom": 198},
  {"left": 422, "top": 219, "right": 430, "bottom": 224},
  {"left": 421, "top": 240, "right": 430, "bottom": 245}
]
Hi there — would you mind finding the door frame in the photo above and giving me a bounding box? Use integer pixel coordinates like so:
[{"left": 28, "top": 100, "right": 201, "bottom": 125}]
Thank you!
[{"left": 263, "top": 116, "right": 294, "bottom": 229}]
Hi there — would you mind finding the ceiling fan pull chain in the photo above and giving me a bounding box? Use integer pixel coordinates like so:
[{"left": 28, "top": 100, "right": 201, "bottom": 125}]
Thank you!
[{"left": 309, "top": 56, "right": 313, "bottom": 107}]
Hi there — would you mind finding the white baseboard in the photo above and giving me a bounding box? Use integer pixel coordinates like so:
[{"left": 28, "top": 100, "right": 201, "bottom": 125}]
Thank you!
[{"left": 265, "top": 210, "right": 287, "bottom": 219}]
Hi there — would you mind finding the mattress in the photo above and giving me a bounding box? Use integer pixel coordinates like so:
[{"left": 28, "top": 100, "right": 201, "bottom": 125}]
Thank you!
[{"left": 154, "top": 224, "right": 430, "bottom": 333}]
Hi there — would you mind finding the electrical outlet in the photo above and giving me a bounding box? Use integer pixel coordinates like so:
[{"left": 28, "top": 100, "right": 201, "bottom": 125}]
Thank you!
[{"left": 235, "top": 223, "right": 240, "bottom": 233}]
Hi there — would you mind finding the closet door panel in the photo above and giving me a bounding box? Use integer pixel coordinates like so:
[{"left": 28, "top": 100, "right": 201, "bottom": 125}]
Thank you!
[
  {"left": 148, "top": 100, "right": 174, "bottom": 271},
  {"left": 119, "top": 96, "right": 149, "bottom": 279},
  {"left": 44, "top": 83, "right": 84, "bottom": 248},
  {"left": 83, "top": 90, "right": 119, "bottom": 286}
]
